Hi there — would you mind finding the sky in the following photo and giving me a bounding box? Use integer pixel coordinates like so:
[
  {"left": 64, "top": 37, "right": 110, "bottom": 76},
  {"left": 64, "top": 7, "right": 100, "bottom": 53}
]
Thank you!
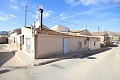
[{"left": 0, "top": 0, "right": 120, "bottom": 32}]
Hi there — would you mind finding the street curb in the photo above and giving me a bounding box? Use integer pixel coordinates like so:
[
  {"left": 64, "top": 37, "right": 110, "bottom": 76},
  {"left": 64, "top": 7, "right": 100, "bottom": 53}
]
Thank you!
[{"left": 34, "top": 58, "right": 64, "bottom": 66}]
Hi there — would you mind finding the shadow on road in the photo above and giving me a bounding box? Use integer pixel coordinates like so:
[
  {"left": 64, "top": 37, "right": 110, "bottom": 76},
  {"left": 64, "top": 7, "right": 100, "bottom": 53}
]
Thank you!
[
  {"left": 87, "top": 57, "right": 97, "bottom": 59},
  {"left": 0, "top": 69, "right": 10, "bottom": 74},
  {"left": 41, "top": 47, "right": 112, "bottom": 59},
  {"left": 0, "top": 66, "right": 32, "bottom": 74},
  {"left": 51, "top": 64, "right": 66, "bottom": 69},
  {"left": 0, "top": 51, "right": 14, "bottom": 67}
]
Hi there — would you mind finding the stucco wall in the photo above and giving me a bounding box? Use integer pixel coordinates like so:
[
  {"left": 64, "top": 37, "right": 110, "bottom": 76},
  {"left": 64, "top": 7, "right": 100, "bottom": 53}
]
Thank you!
[
  {"left": 89, "top": 38, "right": 100, "bottom": 50},
  {"left": 70, "top": 37, "right": 89, "bottom": 52},
  {"left": 36, "top": 35, "right": 64, "bottom": 58},
  {"left": 36, "top": 35, "right": 90, "bottom": 58},
  {"left": 0, "top": 37, "right": 8, "bottom": 43},
  {"left": 80, "top": 30, "right": 92, "bottom": 36},
  {"left": 9, "top": 32, "right": 17, "bottom": 48},
  {"left": 21, "top": 27, "right": 35, "bottom": 58}
]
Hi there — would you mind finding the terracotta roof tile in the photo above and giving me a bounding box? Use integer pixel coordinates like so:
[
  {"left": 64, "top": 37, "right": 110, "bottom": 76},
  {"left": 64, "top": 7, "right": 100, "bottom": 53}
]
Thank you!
[
  {"left": 36, "top": 29, "right": 70, "bottom": 36},
  {"left": 91, "top": 32, "right": 106, "bottom": 36}
]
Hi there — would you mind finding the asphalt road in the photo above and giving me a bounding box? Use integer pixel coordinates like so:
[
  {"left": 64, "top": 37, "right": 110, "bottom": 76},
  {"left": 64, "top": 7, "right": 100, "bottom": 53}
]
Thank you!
[
  {"left": 0, "top": 44, "right": 120, "bottom": 80},
  {"left": 0, "top": 44, "right": 23, "bottom": 67}
]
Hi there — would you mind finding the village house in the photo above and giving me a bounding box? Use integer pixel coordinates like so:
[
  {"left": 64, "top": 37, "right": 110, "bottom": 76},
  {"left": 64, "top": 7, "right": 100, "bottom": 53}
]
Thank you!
[
  {"left": 9, "top": 25, "right": 100, "bottom": 59},
  {"left": 71, "top": 29, "right": 92, "bottom": 36},
  {"left": 91, "top": 31, "right": 110, "bottom": 47},
  {"left": 107, "top": 31, "right": 120, "bottom": 44},
  {"left": 51, "top": 25, "right": 70, "bottom": 32},
  {"left": 0, "top": 35, "right": 8, "bottom": 44},
  {"left": 8, "top": 28, "right": 21, "bottom": 48}
]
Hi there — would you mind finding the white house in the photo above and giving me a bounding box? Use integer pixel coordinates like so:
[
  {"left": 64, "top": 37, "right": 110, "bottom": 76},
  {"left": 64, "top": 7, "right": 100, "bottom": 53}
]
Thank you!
[{"left": 51, "top": 25, "right": 70, "bottom": 32}]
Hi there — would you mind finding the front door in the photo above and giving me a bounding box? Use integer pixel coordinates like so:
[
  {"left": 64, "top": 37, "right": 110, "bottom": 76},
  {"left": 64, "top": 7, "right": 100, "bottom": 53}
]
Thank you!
[{"left": 63, "top": 38, "right": 70, "bottom": 54}]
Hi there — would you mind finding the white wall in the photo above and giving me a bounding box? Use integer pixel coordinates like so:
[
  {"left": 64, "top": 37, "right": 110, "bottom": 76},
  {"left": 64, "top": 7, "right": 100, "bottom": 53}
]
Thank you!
[
  {"left": 21, "top": 27, "right": 35, "bottom": 58},
  {"left": 51, "top": 25, "right": 69, "bottom": 32}
]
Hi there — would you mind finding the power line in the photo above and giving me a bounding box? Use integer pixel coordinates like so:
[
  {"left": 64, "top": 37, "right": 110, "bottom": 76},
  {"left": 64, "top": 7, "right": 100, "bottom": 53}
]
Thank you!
[
  {"left": 47, "top": 16, "right": 84, "bottom": 27},
  {"left": 24, "top": 7, "right": 101, "bottom": 31}
]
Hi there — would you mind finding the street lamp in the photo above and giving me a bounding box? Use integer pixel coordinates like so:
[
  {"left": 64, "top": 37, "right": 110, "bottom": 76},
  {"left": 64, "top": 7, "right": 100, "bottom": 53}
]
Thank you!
[{"left": 39, "top": 5, "right": 44, "bottom": 30}]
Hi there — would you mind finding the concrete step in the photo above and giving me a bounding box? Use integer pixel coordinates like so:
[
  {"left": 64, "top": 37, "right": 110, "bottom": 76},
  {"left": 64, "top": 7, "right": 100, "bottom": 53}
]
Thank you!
[{"left": 14, "top": 50, "right": 34, "bottom": 66}]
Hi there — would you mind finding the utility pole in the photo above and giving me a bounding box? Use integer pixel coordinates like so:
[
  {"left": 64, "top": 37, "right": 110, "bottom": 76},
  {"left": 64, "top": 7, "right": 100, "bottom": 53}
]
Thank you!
[
  {"left": 86, "top": 24, "right": 87, "bottom": 29},
  {"left": 98, "top": 26, "right": 100, "bottom": 33},
  {"left": 39, "top": 5, "right": 44, "bottom": 30},
  {"left": 25, "top": 6, "right": 27, "bottom": 27}
]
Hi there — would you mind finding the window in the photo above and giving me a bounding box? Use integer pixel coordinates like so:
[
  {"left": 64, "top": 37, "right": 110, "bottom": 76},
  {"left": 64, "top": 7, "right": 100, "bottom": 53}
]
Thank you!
[
  {"left": 94, "top": 41, "right": 96, "bottom": 46},
  {"left": 78, "top": 43, "right": 82, "bottom": 48},
  {"left": 84, "top": 39, "right": 87, "bottom": 44},
  {"left": 22, "top": 35, "right": 24, "bottom": 44},
  {"left": 14, "top": 37, "right": 15, "bottom": 43}
]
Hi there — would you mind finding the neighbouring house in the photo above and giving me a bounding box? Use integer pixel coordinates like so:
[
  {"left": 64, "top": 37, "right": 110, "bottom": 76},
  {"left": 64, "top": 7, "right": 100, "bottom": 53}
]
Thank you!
[
  {"left": 0, "top": 35, "right": 8, "bottom": 44},
  {"left": 107, "top": 31, "right": 120, "bottom": 44},
  {"left": 91, "top": 31, "right": 110, "bottom": 47},
  {"left": 71, "top": 29, "right": 92, "bottom": 36},
  {"left": 8, "top": 28, "right": 21, "bottom": 48},
  {"left": 9, "top": 25, "right": 100, "bottom": 59},
  {"left": 50, "top": 25, "right": 70, "bottom": 32}
]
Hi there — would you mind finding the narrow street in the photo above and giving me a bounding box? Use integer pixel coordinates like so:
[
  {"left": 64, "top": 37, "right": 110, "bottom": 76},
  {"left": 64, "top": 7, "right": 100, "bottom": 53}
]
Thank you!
[
  {"left": 0, "top": 44, "right": 120, "bottom": 80},
  {"left": 0, "top": 44, "right": 23, "bottom": 67}
]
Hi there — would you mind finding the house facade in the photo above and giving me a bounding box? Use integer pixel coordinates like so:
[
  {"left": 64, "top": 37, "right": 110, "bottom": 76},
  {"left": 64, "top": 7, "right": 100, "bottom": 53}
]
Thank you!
[
  {"left": 51, "top": 25, "right": 70, "bottom": 32},
  {"left": 0, "top": 35, "right": 8, "bottom": 44},
  {"left": 9, "top": 26, "right": 100, "bottom": 59},
  {"left": 71, "top": 29, "right": 92, "bottom": 36},
  {"left": 91, "top": 31, "right": 110, "bottom": 47}
]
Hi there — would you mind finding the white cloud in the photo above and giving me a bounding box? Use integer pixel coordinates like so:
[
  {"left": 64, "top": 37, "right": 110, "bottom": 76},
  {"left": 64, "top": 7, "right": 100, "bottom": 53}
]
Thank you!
[
  {"left": 58, "top": 13, "right": 71, "bottom": 20},
  {"left": 10, "top": 5, "right": 19, "bottom": 10},
  {"left": 65, "top": 0, "right": 120, "bottom": 6},
  {"left": 59, "top": 13, "right": 65, "bottom": 17},
  {"left": 114, "top": 0, "right": 120, "bottom": 2},
  {"left": 0, "top": 12, "right": 17, "bottom": 21},
  {"left": 43, "top": 11, "right": 53, "bottom": 18},
  {"left": 66, "top": 0, "right": 81, "bottom": 6},
  {"left": 10, "top": 0, "right": 17, "bottom": 3},
  {"left": 0, "top": 12, "right": 10, "bottom": 21},
  {"left": 81, "top": 0, "right": 120, "bottom": 6},
  {"left": 0, "top": 17, "right": 8, "bottom": 21},
  {"left": 10, "top": 14, "right": 17, "bottom": 18},
  {"left": 20, "top": 1, "right": 29, "bottom": 6},
  {"left": 57, "top": 4, "right": 119, "bottom": 20},
  {"left": 109, "top": 18, "right": 119, "bottom": 23}
]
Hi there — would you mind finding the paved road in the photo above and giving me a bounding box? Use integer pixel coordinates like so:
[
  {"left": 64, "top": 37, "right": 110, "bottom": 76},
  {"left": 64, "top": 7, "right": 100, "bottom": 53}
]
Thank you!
[
  {"left": 0, "top": 44, "right": 23, "bottom": 67},
  {"left": 0, "top": 45, "right": 120, "bottom": 80}
]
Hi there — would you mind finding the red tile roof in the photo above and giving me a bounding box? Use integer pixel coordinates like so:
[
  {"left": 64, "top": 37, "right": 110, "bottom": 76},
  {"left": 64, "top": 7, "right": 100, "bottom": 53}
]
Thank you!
[{"left": 36, "top": 29, "right": 70, "bottom": 36}]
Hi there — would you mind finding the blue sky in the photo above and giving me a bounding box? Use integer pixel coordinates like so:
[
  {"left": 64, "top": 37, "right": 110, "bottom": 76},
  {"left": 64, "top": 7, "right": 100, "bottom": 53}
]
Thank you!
[{"left": 0, "top": 0, "right": 120, "bottom": 32}]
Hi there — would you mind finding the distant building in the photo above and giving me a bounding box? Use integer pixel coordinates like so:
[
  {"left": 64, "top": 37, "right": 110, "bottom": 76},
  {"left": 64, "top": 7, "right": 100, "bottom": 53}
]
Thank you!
[
  {"left": 51, "top": 25, "right": 70, "bottom": 32},
  {"left": 71, "top": 29, "right": 92, "bottom": 36},
  {"left": 91, "top": 31, "right": 110, "bottom": 47},
  {"left": 0, "top": 35, "right": 8, "bottom": 44},
  {"left": 107, "top": 31, "right": 120, "bottom": 44}
]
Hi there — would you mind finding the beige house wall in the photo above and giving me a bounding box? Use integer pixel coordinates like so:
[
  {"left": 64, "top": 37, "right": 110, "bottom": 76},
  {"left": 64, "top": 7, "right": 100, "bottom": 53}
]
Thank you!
[
  {"left": 0, "top": 37, "right": 8, "bottom": 43},
  {"left": 79, "top": 30, "right": 92, "bottom": 36},
  {"left": 36, "top": 35, "right": 64, "bottom": 58},
  {"left": 9, "top": 32, "right": 17, "bottom": 48},
  {"left": 69, "top": 37, "right": 89, "bottom": 53},
  {"left": 89, "top": 38, "right": 100, "bottom": 50},
  {"left": 36, "top": 35, "right": 91, "bottom": 58}
]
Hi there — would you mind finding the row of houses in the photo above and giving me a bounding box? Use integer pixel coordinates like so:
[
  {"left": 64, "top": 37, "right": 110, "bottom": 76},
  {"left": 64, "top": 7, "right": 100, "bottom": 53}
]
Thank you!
[
  {"left": 0, "top": 35, "right": 8, "bottom": 44},
  {"left": 9, "top": 25, "right": 101, "bottom": 59}
]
